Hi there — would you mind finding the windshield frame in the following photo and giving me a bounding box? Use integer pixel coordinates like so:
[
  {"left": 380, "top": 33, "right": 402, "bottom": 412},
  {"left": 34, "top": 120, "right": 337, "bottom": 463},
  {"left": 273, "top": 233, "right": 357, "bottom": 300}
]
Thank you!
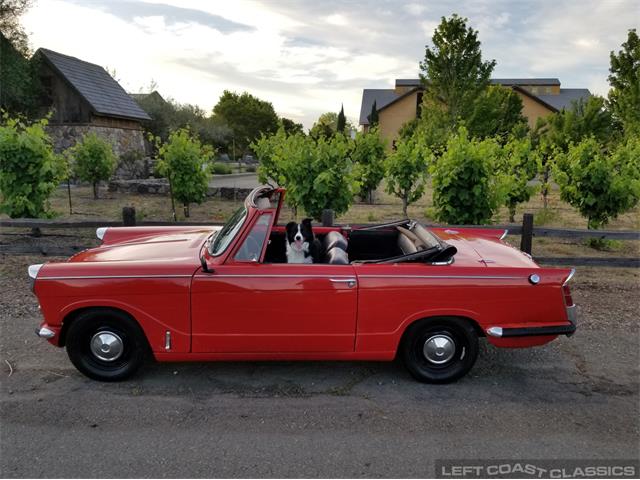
[{"left": 208, "top": 206, "right": 248, "bottom": 256}]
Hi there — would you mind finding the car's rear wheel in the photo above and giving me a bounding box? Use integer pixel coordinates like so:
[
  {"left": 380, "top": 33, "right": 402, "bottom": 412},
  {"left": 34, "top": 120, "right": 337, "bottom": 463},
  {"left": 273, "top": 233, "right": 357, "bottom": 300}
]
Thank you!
[
  {"left": 66, "top": 309, "right": 148, "bottom": 381},
  {"left": 401, "top": 317, "right": 478, "bottom": 383}
]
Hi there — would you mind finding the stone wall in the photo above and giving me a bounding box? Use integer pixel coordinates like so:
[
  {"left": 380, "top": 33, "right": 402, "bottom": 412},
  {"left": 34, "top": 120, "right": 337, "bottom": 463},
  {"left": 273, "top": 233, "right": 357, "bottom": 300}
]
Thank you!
[
  {"left": 47, "top": 124, "right": 146, "bottom": 158},
  {"left": 108, "top": 179, "right": 253, "bottom": 200}
]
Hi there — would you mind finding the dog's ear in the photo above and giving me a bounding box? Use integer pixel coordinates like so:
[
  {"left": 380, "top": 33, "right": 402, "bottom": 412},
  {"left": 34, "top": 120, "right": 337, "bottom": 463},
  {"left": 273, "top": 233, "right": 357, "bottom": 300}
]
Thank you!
[
  {"left": 301, "top": 218, "right": 313, "bottom": 236},
  {"left": 285, "top": 222, "right": 297, "bottom": 237}
]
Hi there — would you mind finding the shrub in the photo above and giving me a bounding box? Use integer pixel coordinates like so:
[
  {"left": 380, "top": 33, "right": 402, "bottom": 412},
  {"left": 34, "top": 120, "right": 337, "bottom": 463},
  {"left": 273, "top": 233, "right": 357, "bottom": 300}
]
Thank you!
[
  {"left": 384, "top": 135, "right": 432, "bottom": 217},
  {"left": 0, "top": 115, "right": 65, "bottom": 218},
  {"left": 69, "top": 132, "right": 117, "bottom": 199},
  {"left": 157, "top": 128, "right": 213, "bottom": 218},
  {"left": 554, "top": 136, "right": 640, "bottom": 229},
  {"left": 252, "top": 130, "right": 358, "bottom": 220},
  {"left": 351, "top": 127, "right": 386, "bottom": 203},
  {"left": 212, "top": 162, "right": 232, "bottom": 174},
  {"left": 245, "top": 164, "right": 256, "bottom": 173},
  {"left": 431, "top": 127, "right": 506, "bottom": 224},
  {"left": 497, "top": 137, "right": 540, "bottom": 222}
]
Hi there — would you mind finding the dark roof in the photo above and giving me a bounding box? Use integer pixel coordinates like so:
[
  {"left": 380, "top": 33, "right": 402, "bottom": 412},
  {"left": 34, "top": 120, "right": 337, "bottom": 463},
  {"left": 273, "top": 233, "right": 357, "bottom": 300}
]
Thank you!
[
  {"left": 130, "top": 91, "right": 167, "bottom": 106},
  {"left": 395, "top": 78, "right": 422, "bottom": 87},
  {"left": 535, "top": 88, "right": 591, "bottom": 110},
  {"left": 36, "top": 48, "right": 151, "bottom": 121},
  {"left": 359, "top": 89, "right": 402, "bottom": 125},
  {"left": 491, "top": 78, "right": 560, "bottom": 86}
]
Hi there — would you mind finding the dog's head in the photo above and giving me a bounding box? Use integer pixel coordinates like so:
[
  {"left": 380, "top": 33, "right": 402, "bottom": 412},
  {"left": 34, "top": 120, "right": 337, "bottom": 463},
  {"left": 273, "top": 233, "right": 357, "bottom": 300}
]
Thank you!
[{"left": 286, "top": 219, "right": 314, "bottom": 252}]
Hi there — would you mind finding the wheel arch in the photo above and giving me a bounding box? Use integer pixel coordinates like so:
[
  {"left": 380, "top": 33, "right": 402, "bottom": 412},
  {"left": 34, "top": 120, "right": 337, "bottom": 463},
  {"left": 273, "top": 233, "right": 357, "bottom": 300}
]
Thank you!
[{"left": 396, "top": 314, "right": 485, "bottom": 355}]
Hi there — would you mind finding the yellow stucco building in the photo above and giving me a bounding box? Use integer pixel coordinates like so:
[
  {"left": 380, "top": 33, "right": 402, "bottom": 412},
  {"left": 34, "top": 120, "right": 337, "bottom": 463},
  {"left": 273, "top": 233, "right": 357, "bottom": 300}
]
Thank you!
[{"left": 359, "top": 78, "right": 590, "bottom": 146}]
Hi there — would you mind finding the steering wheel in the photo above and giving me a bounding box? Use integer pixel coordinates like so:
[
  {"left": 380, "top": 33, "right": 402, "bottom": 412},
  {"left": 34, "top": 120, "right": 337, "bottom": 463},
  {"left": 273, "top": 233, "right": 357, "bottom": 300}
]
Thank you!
[{"left": 238, "top": 235, "right": 261, "bottom": 261}]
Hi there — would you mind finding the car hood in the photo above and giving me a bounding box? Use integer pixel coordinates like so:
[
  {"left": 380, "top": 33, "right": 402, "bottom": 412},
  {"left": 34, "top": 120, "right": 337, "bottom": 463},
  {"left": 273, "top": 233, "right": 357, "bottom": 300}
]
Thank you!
[
  {"left": 432, "top": 227, "right": 538, "bottom": 268},
  {"left": 69, "top": 228, "right": 217, "bottom": 264}
]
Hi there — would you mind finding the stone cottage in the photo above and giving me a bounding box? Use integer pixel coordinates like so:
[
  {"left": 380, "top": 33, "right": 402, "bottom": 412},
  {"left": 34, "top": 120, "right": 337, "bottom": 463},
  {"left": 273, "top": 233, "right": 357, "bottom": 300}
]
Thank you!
[{"left": 33, "top": 48, "right": 151, "bottom": 157}]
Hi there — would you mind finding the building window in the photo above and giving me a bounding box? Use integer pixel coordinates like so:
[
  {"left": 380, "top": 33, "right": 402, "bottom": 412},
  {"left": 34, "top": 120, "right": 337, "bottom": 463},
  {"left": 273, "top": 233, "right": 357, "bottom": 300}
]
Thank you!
[
  {"left": 530, "top": 86, "right": 539, "bottom": 95},
  {"left": 416, "top": 92, "right": 424, "bottom": 118},
  {"left": 545, "top": 86, "right": 552, "bottom": 94}
]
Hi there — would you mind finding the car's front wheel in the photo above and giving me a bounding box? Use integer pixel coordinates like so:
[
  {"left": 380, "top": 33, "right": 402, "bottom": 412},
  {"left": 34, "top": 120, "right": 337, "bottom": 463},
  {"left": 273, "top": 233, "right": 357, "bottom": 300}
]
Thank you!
[
  {"left": 401, "top": 317, "right": 479, "bottom": 383},
  {"left": 66, "top": 309, "right": 148, "bottom": 381}
]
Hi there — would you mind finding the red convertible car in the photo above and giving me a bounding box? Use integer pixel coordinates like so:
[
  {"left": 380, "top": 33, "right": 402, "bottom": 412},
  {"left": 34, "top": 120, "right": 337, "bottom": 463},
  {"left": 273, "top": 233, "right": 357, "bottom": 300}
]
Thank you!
[{"left": 29, "top": 187, "right": 577, "bottom": 383}]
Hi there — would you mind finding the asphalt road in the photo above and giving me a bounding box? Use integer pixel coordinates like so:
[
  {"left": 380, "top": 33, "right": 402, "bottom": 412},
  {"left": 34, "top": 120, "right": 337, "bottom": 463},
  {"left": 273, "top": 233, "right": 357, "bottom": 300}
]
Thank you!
[{"left": 1, "top": 260, "right": 639, "bottom": 478}]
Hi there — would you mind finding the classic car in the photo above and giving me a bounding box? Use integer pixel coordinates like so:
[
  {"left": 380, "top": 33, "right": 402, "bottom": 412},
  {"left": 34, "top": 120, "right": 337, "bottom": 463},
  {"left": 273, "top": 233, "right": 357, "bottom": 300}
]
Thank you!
[{"left": 29, "top": 186, "right": 577, "bottom": 383}]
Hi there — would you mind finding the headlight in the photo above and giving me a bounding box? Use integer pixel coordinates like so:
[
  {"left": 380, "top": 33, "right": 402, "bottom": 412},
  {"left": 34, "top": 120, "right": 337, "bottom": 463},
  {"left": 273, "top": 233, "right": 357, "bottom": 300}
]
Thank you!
[{"left": 28, "top": 264, "right": 44, "bottom": 292}]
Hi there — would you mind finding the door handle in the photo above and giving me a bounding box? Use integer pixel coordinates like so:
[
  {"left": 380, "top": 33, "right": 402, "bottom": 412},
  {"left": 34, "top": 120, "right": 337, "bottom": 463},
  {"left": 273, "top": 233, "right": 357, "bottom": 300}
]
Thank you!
[{"left": 330, "top": 278, "right": 357, "bottom": 288}]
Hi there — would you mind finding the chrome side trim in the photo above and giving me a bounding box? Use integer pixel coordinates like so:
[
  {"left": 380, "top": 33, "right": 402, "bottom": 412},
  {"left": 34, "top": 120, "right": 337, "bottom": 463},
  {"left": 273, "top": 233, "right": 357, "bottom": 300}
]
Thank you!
[
  {"left": 487, "top": 327, "right": 503, "bottom": 337},
  {"left": 563, "top": 268, "right": 576, "bottom": 286},
  {"left": 500, "top": 229, "right": 509, "bottom": 240},
  {"left": 39, "top": 274, "right": 193, "bottom": 280},
  {"left": 358, "top": 275, "right": 522, "bottom": 280},
  {"left": 198, "top": 274, "right": 355, "bottom": 279},
  {"left": 165, "top": 331, "right": 171, "bottom": 350},
  {"left": 96, "top": 227, "right": 108, "bottom": 240},
  {"left": 35, "top": 326, "right": 55, "bottom": 339}
]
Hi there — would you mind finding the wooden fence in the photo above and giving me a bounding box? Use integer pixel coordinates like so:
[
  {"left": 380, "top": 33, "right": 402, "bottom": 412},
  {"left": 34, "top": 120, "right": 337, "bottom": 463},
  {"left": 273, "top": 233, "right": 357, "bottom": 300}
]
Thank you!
[{"left": 1, "top": 209, "right": 638, "bottom": 267}]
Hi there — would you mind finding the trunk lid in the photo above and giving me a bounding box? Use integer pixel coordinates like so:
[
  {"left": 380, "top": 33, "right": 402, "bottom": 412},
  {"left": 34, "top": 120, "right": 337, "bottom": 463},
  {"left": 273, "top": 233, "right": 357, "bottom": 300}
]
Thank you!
[{"left": 432, "top": 227, "right": 538, "bottom": 268}]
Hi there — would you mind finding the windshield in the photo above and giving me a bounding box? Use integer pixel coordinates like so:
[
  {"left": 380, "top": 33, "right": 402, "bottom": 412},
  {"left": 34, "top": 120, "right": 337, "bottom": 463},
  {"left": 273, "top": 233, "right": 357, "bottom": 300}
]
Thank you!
[{"left": 209, "top": 207, "right": 247, "bottom": 256}]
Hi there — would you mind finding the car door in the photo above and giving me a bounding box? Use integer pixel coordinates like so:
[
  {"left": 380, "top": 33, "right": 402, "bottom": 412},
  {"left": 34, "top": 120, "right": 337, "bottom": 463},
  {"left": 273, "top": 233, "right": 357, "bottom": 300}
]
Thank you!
[{"left": 191, "top": 213, "right": 358, "bottom": 353}]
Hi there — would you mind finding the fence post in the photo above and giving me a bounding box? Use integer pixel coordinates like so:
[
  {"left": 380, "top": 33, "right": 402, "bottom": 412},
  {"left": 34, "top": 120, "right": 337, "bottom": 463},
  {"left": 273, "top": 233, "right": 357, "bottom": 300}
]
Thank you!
[
  {"left": 520, "top": 213, "right": 534, "bottom": 254},
  {"left": 321, "top": 209, "right": 334, "bottom": 227},
  {"left": 122, "top": 206, "right": 136, "bottom": 226}
]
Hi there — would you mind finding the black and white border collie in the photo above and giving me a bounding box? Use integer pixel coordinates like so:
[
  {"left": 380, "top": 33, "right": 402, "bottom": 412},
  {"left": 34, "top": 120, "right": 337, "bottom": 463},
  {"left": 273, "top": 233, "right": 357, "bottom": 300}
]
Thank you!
[{"left": 285, "top": 219, "right": 321, "bottom": 264}]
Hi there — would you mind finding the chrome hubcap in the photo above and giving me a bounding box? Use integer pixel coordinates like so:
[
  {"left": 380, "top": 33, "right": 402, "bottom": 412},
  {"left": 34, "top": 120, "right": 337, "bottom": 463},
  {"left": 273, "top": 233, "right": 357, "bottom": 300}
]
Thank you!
[
  {"left": 90, "top": 331, "right": 123, "bottom": 362},
  {"left": 423, "top": 334, "right": 455, "bottom": 364}
]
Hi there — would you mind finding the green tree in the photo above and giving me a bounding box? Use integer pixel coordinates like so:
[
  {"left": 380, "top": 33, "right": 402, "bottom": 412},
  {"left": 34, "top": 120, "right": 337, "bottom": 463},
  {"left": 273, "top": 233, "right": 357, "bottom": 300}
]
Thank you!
[
  {"left": 309, "top": 111, "right": 355, "bottom": 140},
  {"left": 69, "top": 132, "right": 117, "bottom": 199},
  {"left": 608, "top": 29, "right": 640, "bottom": 137},
  {"left": 543, "top": 96, "right": 614, "bottom": 151},
  {"left": 431, "top": 127, "right": 506, "bottom": 224},
  {"left": 554, "top": 137, "right": 640, "bottom": 229},
  {"left": 419, "top": 14, "right": 496, "bottom": 126},
  {"left": 497, "top": 137, "right": 540, "bottom": 222},
  {"left": 0, "top": 115, "right": 65, "bottom": 218},
  {"left": 213, "top": 90, "right": 279, "bottom": 156},
  {"left": 253, "top": 131, "right": 358, "bottom": 220},
  {"left": 336, "top": 104, "right": 346, "bottom": 134},
  {"left": 0, "top": 0, "right": 32, "bottom": 55},
  {"left": 385, "top": 135, "right": 432, "bottom": 217},
  {"left": 280, "top": 117, "right": 304, "bottom": 136},
  {"left": 351, "top": 127, "right": 386, "bottom": 203},
  {"left": 466, "top": 85, "right": 528, "bottom": 141},
  {"left": 156, "top": 128, "right": 212, "bottom": 219},
  {"left": 367, "top": 100, "right": 379, "bottom": 126}
]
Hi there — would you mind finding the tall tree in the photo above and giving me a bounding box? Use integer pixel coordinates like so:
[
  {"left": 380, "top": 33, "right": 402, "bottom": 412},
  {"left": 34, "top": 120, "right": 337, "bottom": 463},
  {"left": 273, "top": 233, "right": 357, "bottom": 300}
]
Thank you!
[
  {"left": 281, "top": 117, "right": 304, "bottom": 136},
  {"left": 419, "top": 14, "right": 496, "bottom": 126},
  {"left": 466, "top": 85, "right": 528, "bottom": 141},
  {"left": 336, "top": 104, "right": 346, "bottom": 134},
  {"left": 367, "top": 100, "right": 379, "bottom": 126},
  {"left": 213, "top": 90, "right": 279, "bottom": 156},
  {"left": 608, "top": 29, "right": 640, "bottom": 137},
  {"left": 0, "top": 0, "right": 32, "bottom": 55}
]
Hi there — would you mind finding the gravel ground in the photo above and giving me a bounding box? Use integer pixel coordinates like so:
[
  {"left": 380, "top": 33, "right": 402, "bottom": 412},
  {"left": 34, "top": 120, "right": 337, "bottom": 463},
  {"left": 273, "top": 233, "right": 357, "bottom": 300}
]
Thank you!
[{"left": 0, "top": 255, "right": 638, "bottom": 478}]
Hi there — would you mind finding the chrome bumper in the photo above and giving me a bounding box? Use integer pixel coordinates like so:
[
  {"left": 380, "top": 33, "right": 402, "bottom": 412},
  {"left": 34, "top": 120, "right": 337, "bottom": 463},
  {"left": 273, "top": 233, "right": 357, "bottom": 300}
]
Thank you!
[
  {"left": 566, "top": 304, "right": 578, "bottom": 326},
  {"left": 35, "top": 326, "right": 55, "bottom": 339}
]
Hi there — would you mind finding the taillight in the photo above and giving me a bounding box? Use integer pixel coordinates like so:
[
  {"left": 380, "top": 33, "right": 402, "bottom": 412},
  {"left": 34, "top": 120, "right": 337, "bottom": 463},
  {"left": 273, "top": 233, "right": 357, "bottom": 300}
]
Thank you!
[
  {"left": 562, "top": 284, "right": 574, "bottom": 306},
  {"left": 562, "top": 268, "right": 576, "bottom": 306}
]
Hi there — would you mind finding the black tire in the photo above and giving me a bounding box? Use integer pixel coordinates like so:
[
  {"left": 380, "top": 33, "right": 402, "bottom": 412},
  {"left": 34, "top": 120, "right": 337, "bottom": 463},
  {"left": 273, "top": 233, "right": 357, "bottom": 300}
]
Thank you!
[
  {"left": 401, "top": 317, "right": 478, "bottom": 383},
  {"left": 66, "top": 309, "right": 148, "bottom": 382}
]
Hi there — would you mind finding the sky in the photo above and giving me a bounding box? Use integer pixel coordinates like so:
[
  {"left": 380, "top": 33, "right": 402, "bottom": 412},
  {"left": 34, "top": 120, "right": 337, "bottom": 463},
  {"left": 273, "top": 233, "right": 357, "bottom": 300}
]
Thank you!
[{"left": 22, "top": 0, "right": 638, "bottom": 129}]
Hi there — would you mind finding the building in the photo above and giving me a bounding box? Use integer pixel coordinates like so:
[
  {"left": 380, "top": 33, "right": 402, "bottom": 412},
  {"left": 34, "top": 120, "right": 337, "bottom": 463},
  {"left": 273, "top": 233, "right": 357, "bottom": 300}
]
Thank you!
[
  {"left": 359, "top": 78, "right": 591, "bottom": 145},
  {"left": 33, "top": 48, "right": 151, "bottom": 156}
]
